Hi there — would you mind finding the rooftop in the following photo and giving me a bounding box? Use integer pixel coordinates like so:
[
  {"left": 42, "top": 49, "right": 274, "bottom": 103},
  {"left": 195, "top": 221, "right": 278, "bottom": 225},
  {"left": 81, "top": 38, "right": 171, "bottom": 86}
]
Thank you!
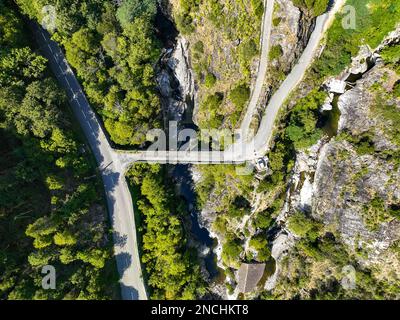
[{"left": 237, "top": 263, "right": 266, "bottom": 293}]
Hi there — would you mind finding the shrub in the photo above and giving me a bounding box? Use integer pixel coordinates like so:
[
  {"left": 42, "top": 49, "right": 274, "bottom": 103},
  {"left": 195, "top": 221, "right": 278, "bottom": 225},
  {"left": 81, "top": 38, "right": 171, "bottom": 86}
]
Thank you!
[
  {"left": 192, "top": 41, "right": 204, "bottom": 54},
  {"left": 229, "top": 84, "right": 250, "bottom": 108},
  {"left": 251, "top": 0, "right": 264, "bottom": 20},
  {"left": 393, "top": 82, "right": 400, "bottom": 97},
  {"left": 253, "top": 211, "right": 273, "bottom": 230},
  {"left": 116, "top": 0, "right": 157, "bottom": 27},
  {"left": 207, "top": 0, "right": 224, "bottom": 27},
  {"left": 269, "top": 45, "right": 283, "bottom": 61},
  {"left": 288, "top": 211, "right": 322, "bottom": 241},
  {"left": 285, "top": 89, "right": 327, "bottom": 150},
  {"left": 176, "top": 13, "right": 195, "bottom": 35},
  {"left": 222, "top": 237, "right": 242, "bottom": 267},
  {"left": 250, "top": 234, "right": 271, "bottom": 262},
  {"left": 292, "top": 0, "right": 329, "bottom": 16},
  {"left": 381, "top": 44, "right": 400, "bottom": 65},
  {"left": 273, "top": 17, "right": 282, "bottom": 27},
  {"left": 199, "top": 93, "right": 224, "bottom": 128},
  {"left": 239, "top": 40, "right": 258, "bottom": 61},
  {"left": 204, "top": 72, "right": 217, "bottom": 88}
]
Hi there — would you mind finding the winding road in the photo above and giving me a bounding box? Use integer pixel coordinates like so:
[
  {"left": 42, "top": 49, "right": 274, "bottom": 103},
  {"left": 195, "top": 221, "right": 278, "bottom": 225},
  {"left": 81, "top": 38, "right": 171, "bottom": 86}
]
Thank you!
[
  {"left": 119, "top": 0, "right": 344, "bottom": 166},
  {"left": 252, "top": 0, "right": 345, "bottom": 157},
  {"left": 31, "top": 0, "right": 343, "bottom": 300},
  {"left": 32, "top": 24, "right": 148, "bottom": 300},
  {"left": 240, "top": 0, "right": 275, "bottom": 140}
]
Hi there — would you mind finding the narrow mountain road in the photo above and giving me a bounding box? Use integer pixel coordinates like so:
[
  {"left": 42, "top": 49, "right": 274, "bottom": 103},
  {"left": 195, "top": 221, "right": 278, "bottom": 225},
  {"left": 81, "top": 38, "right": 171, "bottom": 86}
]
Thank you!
[
  {"left": 252, "top": 0, "right": 345, "bottom": 157},
  {"left": 119, "top": 0, "right": 345, "bottom": 165},
  {"left": 31, "top": 23, "right": 148, "bottom": 300},
  {"left": 239, "top": 0, "right": 275, "bottom": 139},
  {"left": 30, "top": 0, "right": 343, "bottom": 301}
]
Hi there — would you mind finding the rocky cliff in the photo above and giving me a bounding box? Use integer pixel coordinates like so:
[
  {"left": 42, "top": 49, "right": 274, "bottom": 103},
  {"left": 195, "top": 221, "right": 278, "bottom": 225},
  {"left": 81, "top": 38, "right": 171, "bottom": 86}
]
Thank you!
[{"left": 265, "top": 42, "right": 400, "bottom": 299}]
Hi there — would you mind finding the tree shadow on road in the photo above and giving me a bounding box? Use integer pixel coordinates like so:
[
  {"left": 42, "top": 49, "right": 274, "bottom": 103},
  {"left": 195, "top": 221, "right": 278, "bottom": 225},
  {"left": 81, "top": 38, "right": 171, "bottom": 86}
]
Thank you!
[
  {"left": 113, "top": 231, "right": 128, "bottom": 248},
  {"left": 115, "top": 251, "right": 133, "bottom": 276},
  {"left": 120, "top": 284, "right": 139, "bottom": 300}
]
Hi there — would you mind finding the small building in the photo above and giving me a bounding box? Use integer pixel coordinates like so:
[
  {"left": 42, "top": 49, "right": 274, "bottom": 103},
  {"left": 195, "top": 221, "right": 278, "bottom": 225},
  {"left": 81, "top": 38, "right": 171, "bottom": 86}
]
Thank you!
[
  {"left": 326, "top": 79, "right": 347, "bottom": 94},
  {"left": 237, "top": 263, "right": 266, "bottom": 293}
]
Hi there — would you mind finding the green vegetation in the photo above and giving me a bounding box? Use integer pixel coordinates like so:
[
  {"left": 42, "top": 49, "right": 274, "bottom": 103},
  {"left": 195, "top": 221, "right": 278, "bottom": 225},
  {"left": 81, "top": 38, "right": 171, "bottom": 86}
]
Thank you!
[
  {"left": 249, "top": 234, "right": 271, "bottom": 262},
  {"left": 393, "top": 82, "right": 400, "bottom": 97},
  {"left": 204, "top": 72, "right": 217, "bottom": 88},
  {"left": 288, "top": 212, "right": 323, "bottom": 241},
  {"left": 175, "top": 0, "right": 200, "bottom": 35},
  {"left": 269, "top": 45, "right": 283, "bottom": 61},
  {"left": 263, "top": 219, "right": 400, "bottom": 299},
  {"left": 116, "top": 0, "right": 157, "bottom": 27},
  {"left": 292, "top": 0, "right": 330, "bottom": 16},
  {"left": 175, "top": 0, "right": 263, "bottom": 130},
  {"left": 273, "top": 17, "right": 282, "bottom": 27},
  {"left": 196, "top": 164, "right": 254, "bottom": 270},
  {"left": 369, "top": 70, "right": 400, "bottom": 148},
  {"left": 229, "top": 84, "right": 250, "bottom": 109},
  {"left": 196, "top": 165, "right": 253, "bottom": 211},
  {"left": 381, "top": 45, "right": 400, "bottom": 67},
  {"left": 17, "top": 0, "right": 162, "bottom": 146},
  {"left": 238, "top": 40, "right": 259, "bottom": 67},
  {"left": 222, "top": 235, "right": 243, "bottom": 268},
  {"left": 198, "top": 93, "right": 224, "bottom": 128},
  {"left": 259, "top": 0, "right": 400, "bottom": 300},
  {"left": 313, "top": 0, "right": 400, "bottom": 77},
  {"left": 0, "top": 2, "right": 118, "bottom": 300},
  {"left": 362, "top": 197, "right": 399, "bottom": 231},
  {"left": 251, "top": 0, "right": 265, "bottom": 20},
  {"left": 286, "top": 89, "right": 327, "bottom": 150},
  {"left": 127, "top": 164, "right": 206, "bottom": 300}
]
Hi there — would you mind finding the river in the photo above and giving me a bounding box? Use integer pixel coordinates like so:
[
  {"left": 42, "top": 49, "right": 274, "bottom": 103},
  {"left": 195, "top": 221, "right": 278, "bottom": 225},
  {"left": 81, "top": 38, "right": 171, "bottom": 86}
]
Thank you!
[{"left": 155, "top": 6, "right": 220, "bottom": 280}]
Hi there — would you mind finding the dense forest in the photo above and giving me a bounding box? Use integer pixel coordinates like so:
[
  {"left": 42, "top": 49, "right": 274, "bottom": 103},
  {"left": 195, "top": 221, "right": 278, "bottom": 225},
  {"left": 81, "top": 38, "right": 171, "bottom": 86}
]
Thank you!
[
  {"left": 10, "top": 0, "right": 208, "bottom": 301},
  {"left": 16, "top": 0, "right": 162, "bottom": 147},
  {"left": 0, "top": 0, "right": 118, "bottom": 299},
  {"left": 127, "top": 164, "right": 206, "bottom": 299}
]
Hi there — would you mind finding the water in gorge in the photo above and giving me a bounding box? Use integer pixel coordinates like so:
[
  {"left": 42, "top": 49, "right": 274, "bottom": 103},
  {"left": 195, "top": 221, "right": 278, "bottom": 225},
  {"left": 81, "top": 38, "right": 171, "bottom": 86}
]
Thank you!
[{"left": 155, "top": 5, "right": 219, "bottom": 280}]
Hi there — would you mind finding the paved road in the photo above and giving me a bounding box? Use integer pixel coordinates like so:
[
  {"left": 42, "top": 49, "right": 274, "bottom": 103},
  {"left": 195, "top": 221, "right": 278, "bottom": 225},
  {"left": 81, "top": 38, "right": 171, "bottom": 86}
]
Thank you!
[
  {"left": 239, "top": 0, "right": 274, "bottom": 139},
  {"left": 118, "top": 0, "right": 345, "bottom": 168},
  {"left": 31, "top": 24, "right": 148, "bottom": 300},
  {"left": 30, "top": 0, "right": 343, "bottom": 301},
  {"left": 251, "top": 0, "right": 345, "bottom": 157},
  {"left": 120, "top": 0, "right": 344, "bottom": 165}
]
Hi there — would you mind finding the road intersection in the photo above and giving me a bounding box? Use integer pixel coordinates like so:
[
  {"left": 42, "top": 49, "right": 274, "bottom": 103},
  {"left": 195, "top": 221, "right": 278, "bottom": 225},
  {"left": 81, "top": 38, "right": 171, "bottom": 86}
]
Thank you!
[{"left": 32, "top": 0, "right": 343, "bottom": 300}]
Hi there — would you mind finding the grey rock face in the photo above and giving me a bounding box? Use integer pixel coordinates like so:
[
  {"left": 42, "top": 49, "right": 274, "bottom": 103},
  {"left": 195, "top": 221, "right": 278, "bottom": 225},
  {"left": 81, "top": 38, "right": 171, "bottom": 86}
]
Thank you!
[
  {"left": 313, "top": 141, "right": 400, "bottom": 263},
  {"left": 313, "top": 65, "right": 400, "bottom": 263},
  {"left": 270, "top": 0, "right": 302, "bottom": 72},
  {"left": 338, "top": 66, "right": 399, "bottom": 150},
  {"left": 168, "top": 37, "right": 195, "bottom": 101},
  {"left": 156, "top": 37, "right": 196, "bottom": 124},
  {"left": 349, "top": 45, "right": 373, "bottom": 75}
]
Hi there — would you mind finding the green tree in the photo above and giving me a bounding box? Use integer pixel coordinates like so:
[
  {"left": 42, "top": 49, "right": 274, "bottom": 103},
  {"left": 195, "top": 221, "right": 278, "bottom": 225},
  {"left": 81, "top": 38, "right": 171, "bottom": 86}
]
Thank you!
[
  {"left": 249, "top": 234, "right": 271, "bottom": 262},
  {"left": 54, "top": 231, "right": 78, "bottom": 246},
  {"left": 229, "top": 84, "right": 250, "bottom": 109},
  {"left": 116, "top": 0, "right": 157, "bottom": 27},
  {"left": 288, "top": 211, "right": 322, "bottom": 241}
]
